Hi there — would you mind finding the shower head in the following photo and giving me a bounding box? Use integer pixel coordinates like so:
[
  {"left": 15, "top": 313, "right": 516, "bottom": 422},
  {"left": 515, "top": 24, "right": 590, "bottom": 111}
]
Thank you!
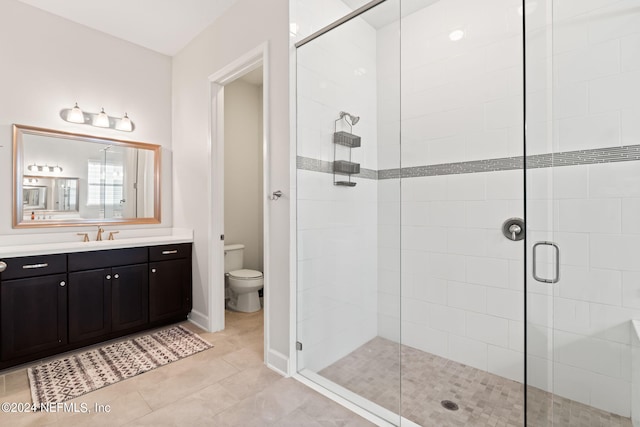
[{"left": 339, "top": 111, "right": 360, "bottom": 126}]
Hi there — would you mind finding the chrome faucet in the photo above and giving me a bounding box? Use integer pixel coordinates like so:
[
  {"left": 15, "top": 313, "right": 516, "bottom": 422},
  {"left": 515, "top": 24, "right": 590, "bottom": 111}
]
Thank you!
[{"left": 96, "top": 226, "right": 104, "bottom": 241}]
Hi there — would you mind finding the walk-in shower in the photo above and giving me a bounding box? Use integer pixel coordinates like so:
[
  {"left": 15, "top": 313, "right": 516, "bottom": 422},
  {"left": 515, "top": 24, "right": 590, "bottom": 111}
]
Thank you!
[{"left": 294, "top": 0, "right": 639, "bottom": 425}]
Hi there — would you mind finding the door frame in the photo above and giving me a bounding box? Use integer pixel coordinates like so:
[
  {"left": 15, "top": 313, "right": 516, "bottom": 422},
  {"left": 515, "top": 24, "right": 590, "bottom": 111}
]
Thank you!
[{"left": 207, "top": 42, "right": 270, "bottom": 363}]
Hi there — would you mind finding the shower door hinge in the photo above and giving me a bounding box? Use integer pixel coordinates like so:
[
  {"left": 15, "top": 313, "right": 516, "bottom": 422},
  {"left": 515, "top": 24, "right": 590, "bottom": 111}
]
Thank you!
[{"left": 296, "top": 341, "right": 303, "bottom": 351}]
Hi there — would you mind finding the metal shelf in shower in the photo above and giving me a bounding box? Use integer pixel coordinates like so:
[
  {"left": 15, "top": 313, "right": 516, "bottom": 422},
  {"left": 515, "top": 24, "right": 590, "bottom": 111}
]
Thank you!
[{"left": 333, "top": 114, "right": 361, "bottom": 187}]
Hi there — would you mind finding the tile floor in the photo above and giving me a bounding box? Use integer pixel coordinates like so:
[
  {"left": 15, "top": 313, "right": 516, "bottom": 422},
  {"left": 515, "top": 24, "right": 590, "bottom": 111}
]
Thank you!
[
  {"left": 0, "top": 311, "right": 374, "bottom": 427},
  {"left": 319, "top": 337, "right": 632, "bottom": 427}
]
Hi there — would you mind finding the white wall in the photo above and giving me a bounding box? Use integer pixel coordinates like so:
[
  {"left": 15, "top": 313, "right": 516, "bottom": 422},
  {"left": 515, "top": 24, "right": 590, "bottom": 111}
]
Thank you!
[
  {"left": 172, "top": 0, "right": 290, "bottom": 368},
  {"left": 224, "top": 78, "right": 264, "bottom": 272},
  {"left": 294, "top": 0, "right": 379, "bottom": 372},
  {"left": 0, "top": 0, "right": 172, "bottom": 237}
]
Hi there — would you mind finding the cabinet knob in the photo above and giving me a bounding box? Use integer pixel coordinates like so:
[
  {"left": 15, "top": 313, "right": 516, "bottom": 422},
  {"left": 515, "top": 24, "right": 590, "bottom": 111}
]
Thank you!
[
  {"left": 114, "top": 274, "right": 120, "bottom": 279},
  {"left": 59, "top": 281, "right": 66, "bottom": 287},
  {"left": 151, "top": 268, "right": 156, "bottom": 273},
  {"left": 106, "top": 274, "right": 111, "bottom": 280}
]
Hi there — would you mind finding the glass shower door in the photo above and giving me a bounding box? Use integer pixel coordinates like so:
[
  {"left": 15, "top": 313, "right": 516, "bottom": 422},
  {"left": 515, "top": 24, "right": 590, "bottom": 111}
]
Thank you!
[
  {"left": 295, "top": 0, "right": 402, "bottom": 424},
  {"left": 399, "top": 1, "right": 526, "bottom": 425},
  {"left": 525, "top": 0, "right": 637, "bottom": 425}
]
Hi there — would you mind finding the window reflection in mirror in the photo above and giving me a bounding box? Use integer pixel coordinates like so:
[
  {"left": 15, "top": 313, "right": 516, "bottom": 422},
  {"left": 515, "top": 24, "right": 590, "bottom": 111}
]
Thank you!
[{"left": 13, "top": 124, "right": 161, "bottom": 228}]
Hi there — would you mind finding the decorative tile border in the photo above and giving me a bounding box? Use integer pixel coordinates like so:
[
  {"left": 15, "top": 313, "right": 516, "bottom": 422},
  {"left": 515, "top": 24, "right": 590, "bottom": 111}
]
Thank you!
[
  {"left": 298, "top": 145, "right": 640, "bottom": 180},
  {"left": 296, "top": 156, "right": 378, "bottom": 179}
]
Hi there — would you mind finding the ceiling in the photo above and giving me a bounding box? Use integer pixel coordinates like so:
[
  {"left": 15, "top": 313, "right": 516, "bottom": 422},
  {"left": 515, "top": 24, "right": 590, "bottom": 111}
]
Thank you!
[
  {"left": 342, "top": 0, "right": 439, "bottom": 29},
  {"left": 17, "top": 0, "right": 238, "bottom": 56}
]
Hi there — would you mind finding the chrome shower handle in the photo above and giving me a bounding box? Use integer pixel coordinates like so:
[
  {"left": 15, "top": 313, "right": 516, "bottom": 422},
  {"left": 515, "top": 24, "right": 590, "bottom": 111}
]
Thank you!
[
  {"left": 532, "top": 241, "right": 560, "bottom": 284},
  {"left": 502, "top": 218, "right": 524, "bottom": 241},
  {"left": 509, "top": 224, "right": 521, "bottom": 240}
]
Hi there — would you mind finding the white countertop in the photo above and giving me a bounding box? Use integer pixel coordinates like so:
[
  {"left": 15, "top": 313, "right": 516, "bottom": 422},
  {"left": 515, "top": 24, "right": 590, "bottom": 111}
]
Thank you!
[{"left": 0, "top": 228, "right": 193, "bottom": 258}]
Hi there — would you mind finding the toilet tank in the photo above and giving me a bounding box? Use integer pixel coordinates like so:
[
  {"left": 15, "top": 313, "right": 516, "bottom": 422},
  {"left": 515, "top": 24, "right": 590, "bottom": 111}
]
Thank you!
[{"left": 224, "top": 244, "right": 244, "bottom": 273}]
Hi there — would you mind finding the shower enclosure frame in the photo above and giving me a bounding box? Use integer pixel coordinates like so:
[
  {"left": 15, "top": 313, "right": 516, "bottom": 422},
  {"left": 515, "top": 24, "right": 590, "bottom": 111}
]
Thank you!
[
  {"left": 292, "top": 1, "right": 531, "bottom": 425},
  {"left": 292, "top": 0, "right": 634, "bottom": 425}
]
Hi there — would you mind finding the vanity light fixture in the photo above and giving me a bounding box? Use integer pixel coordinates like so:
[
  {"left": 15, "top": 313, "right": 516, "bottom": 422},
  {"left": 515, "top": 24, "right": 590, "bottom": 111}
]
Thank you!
[
  {"left": 26, "top": 163, "right": 63, "bottom": 174},
  {"left": 94, "top": 108, "right": 110, "bottom": 128},
  {"left": 116, "top": 113, "right": 132, "bottom": 132},
  {"left": 67, "top": 103, "right": 85, "bottom": 123},
  {"left": 60, "top": 103, "right": 135, "bottom": 132}
]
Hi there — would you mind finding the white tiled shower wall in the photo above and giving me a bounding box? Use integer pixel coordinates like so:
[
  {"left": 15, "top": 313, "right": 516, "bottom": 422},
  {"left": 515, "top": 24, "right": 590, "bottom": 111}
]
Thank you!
[
  {"left": 375, "top": 0, "right": 640, "bottom": 417},
  {"left": 376, "top": 0, "right": 526, "bottom": 384},
  {"left": 296, "top": 0, "right": 379, "bottom": 372}
]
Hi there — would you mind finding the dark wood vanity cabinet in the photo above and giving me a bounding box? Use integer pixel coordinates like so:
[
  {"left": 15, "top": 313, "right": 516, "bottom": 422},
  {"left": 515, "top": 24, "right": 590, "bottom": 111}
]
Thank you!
[
  {"left": 0, "top": 254, "right": 68, "bottom": 361},
  {"left": 149, "top": 244, "right": 192, "bottom": 322},
  {"left": 111, "top": 264, "right": 149, "bottom": 332},
  {"left": 68, "top": 247, "right": 149, "bottom": 343},
  {"left": 0, "top": 243, "right": 191, "bottom": 369},
  {"left": 68, "top": 268, "right": 112, "bottom": 343}
]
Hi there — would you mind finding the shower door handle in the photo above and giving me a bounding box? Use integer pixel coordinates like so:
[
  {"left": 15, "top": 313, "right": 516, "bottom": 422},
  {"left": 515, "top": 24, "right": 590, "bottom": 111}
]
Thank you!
[{"left": 532, "top": 241, "right": 560, "bottom": 284}]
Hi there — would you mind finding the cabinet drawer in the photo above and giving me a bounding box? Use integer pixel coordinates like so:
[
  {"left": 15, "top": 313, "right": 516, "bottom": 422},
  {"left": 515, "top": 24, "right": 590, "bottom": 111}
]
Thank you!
[
  {"left": 0, "top": 254, "right": 66, "bottom": 280},
  {"left": 68, "top": 247, "right": 148, "bottom": 271},
  {"left": 149, "top": 243, "right": 192, "bottom": 261}
]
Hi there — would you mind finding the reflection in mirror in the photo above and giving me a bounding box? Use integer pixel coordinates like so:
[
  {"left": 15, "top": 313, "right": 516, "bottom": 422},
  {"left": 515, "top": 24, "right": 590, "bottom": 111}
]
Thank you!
[
  {"left": 23, "top": 185, "right": 47, "bottom": 210},
  {"left": 23, "top": 176, "right": 79, "bottom": 214},
  {"left": 13, "top": 124, "right": 161, "bottom": 228}
]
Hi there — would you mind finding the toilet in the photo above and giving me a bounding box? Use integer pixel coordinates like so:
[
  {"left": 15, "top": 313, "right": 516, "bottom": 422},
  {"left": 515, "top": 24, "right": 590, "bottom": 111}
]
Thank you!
[{"left": 224, "top": 244, "right": 263, "bottom": 312}]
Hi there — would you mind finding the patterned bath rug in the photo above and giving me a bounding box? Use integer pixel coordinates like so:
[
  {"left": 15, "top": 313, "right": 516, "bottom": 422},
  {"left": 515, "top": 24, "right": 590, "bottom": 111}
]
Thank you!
[{"left": 28, "top": 325, "right": 212, "bottom": 407}]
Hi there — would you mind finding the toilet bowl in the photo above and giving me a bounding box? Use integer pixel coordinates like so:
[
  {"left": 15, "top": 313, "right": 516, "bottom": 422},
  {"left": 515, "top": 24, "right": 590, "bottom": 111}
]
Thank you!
[
  {"left": 224, "top": 244, "right": 263, "bottom": 313},
  {"left": 227, "top": 269, "right": 263, "bottom": 313}
]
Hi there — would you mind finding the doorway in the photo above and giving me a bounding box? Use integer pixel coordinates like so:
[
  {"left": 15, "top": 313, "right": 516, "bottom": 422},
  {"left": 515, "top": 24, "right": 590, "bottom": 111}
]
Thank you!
[
  {"left": 223, "top": 68, "right": 264, "bottom": 315},
  {"left": 208, "top": 44, "right": 271, "bottom": 366}
]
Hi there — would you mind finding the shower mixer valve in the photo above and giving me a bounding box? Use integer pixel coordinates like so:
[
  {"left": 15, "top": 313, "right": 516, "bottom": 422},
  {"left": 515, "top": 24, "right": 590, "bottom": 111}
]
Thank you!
[{"left": 502, "top": 218, "right": 524, "bottom": 241}]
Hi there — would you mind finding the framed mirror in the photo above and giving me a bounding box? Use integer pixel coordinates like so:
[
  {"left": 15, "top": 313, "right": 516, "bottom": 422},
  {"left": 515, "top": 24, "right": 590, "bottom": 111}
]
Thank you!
[{"left": 13, "top": 124, "right": 161, "bottom": 228}]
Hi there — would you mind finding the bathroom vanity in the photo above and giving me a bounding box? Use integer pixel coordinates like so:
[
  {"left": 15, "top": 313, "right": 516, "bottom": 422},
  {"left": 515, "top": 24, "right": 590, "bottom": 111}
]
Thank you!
[{"left": 0, "top": 239, "right": 192, "bottom": 370}]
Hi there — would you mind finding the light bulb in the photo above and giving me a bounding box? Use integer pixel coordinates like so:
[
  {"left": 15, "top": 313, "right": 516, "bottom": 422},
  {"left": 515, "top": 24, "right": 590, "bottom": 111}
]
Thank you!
[
  {"left": 94, "top": 108, "right": 110, "bottom": 128},
  {"left": 449, "top": 29, "right": 465, "bottom": 41},
  {"left": 67, "top": 102, "right": 85, "bottom": 123},
  {"left": 117, "top": 112, "right": 133, "bottom": 132}
]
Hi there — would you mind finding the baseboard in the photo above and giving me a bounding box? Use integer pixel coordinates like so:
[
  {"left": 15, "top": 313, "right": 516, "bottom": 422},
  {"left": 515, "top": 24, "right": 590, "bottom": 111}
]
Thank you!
[
  {"left": 266, "top": 348, "right": 289, "bottom": 376},
  {"left": 187, "top": 309, "right": 209, "bottom": 331}
]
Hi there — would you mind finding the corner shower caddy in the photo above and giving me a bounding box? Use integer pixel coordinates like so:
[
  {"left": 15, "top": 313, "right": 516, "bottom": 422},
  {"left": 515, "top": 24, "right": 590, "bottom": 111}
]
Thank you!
[{"left": 333, "top": 116, "right": 361, "bottom": 187}]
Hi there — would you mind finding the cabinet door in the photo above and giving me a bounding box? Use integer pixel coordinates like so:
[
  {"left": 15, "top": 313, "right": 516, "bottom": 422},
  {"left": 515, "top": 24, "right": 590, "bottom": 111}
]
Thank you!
[
  {"left": 112, "top": 264, "right": 148, "bottom": 332},
  {"left": 0, "top": 274, "right": 67, "bottom": 361},
  {"left": 68, "top": 269, "right": 112, "bottom": 343},
  {"left": 149, "top": 258, "right": 191, "bottom": 322}
]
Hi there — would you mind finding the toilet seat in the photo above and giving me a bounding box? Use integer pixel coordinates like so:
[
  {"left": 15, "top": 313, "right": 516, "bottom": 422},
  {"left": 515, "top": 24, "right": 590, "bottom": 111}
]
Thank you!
[{"left": 229, "top": 269, "right": 263, "bottom": 279}]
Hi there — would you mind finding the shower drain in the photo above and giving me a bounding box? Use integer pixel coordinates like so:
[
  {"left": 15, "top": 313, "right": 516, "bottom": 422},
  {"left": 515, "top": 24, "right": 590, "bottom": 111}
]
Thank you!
[{"left": 441, "top": 400, "right": 459, "bottom": 411}]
